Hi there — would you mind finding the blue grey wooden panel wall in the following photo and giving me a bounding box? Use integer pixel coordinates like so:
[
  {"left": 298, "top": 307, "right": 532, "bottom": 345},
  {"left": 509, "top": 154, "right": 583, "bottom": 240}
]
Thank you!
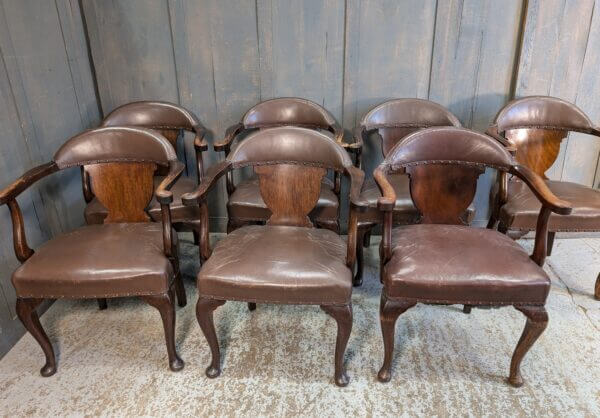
[{"left": 0, "top": 0, "right": 100, "bottom": 357}]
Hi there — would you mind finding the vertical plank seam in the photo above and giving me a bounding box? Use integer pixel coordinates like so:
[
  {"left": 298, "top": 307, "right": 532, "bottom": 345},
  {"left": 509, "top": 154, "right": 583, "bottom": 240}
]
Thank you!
[
  {"left": 509, "top": 0, "right": 529, "bottom": 100},
  {"left": 426, "top": 0, "right": 439, "bottom": 99},
  {"left": 76, "top": 0, "right": 103, "bottom": 118}
]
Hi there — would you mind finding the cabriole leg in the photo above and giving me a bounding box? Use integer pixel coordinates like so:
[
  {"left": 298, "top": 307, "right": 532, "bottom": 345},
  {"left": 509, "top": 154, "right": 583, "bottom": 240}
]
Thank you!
[
  {"left": 16, "top": 298, "right": 56, "bottom": 377},
  {"left": 354, "top": 228, "right": 365, "bottom": 287},
  {"left": 196, "top": 297, "right": 226, "bottom": 378},
  {"left": 378, "top": 293, "right": 415, "bottom": 383},
  {"left": 321, "top": 303, "right": 353, "bottom": 387},
  {"left": 508, "top": 305, "right": 548, "bottom": 387},
  {"left": 142, "top": 290, "right": 184, "bottom": 372}
]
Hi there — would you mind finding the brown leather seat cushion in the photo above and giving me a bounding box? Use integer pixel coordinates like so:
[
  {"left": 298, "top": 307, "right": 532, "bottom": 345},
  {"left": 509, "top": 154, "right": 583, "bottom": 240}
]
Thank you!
[
  {"left": 197, "top": 225, "right": 352, "bottom": 305},
  {"left": 500, "top": 180, "right": 600, "bottom": 232},
  {"left": 383, "top": 224, "right": 550, "bottom": 304},
  {"left": 227, "top": 176, "right": 339, "bottom": 222},
  {"left": 85, "top": 175, "right": 200, "bottom": 224},
  {"left": 12, "top": 223, "right": 174, "bottom": 299},
  {"left": 358, "top": 175, "right": 475, "bottom": 224}
]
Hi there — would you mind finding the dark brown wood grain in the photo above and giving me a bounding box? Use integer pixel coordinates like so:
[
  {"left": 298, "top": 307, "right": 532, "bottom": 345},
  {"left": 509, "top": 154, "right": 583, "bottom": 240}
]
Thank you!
[
  {"left": 504, "top": 128, "right": 567, "bottom": 178},
  {"left": 16, "top": 298, "right": 56, "bottom": 377},
  {"left": 87, "top": 162, "right": 157, "bottom": 223},
  {"left": 255, "top": 164, "right": 326, "bottom": 227},
  {"left": 7, "top": 199, "right": 34, "bottom": 263},
  {"left": 406, "top": 165, "right": 481, "bottom": 225},
  {"left": 508, "top": 305, "right": 548, "bottom": 387},
  {"left": 321, "top": 304, "right": 353, "bottom": 387}
]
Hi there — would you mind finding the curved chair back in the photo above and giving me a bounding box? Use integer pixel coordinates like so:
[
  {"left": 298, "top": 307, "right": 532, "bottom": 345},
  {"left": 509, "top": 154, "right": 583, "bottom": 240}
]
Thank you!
[
  {"left": 228, "top": 127, "right": 352, "bottom": 227},
  {"left": 490, "top": 96, "right": 600, "bottom": 178},
  {"left": 361, "top": 99, "right": 461, "bottom": 156},
  {"left": 55, "top": 127, "right": 177, "bottom": 223}
]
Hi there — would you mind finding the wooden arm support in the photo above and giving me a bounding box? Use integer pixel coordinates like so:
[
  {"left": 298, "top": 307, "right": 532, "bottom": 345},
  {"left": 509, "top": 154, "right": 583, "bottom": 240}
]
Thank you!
[
  {"left": 0, "top": 161, "right": 59, "bottom": 263},
  {"left": 374, "top": 166, "right": 397, "bottom": 265},
  {"left": 485, "top": 125, "right": 517, "bottom": 155},
  {"left": 213, "top": 122, "right": 244, "bottom": 155},
  {"left": 345, "top": 165, "right": 366, "bottom": 268},
  {"left": 193, "top": 125, "right": 209, "bottom": 183},
  {"left": 155, "top": 161, "right": 185, "bottom": 258},
  {"left": 510, "top": 164, "right": 572, "bottom": 266}
]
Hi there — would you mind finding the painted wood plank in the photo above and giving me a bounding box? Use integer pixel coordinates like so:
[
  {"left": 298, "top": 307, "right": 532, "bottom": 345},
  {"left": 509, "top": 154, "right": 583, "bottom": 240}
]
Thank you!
[
  {"left": 429, "top": 0, "right": 524, "bottom": 223},
  {"left": 82, "top": 0, "right": 179, "bottom": 114},
  {"left": 515, "top": 0, "right": 595, "bottom": 180},
  {"left": 562, "top": 0, "right": 600, "bottom": 187},
  {"left": 256, "top": 0, "right": 345, "bottom": 120}
]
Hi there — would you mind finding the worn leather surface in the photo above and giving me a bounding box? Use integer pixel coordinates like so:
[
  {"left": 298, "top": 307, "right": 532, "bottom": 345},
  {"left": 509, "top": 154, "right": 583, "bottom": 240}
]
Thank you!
[
  {"left": 495, "top": 96, "right": 594, "bottom": 133},
  {"left": 357, "top": 175, "right": 476, "bottom": 224},
  {"left": 500, "top": 179, "right": 600, "bottom": 231},
  {"left": 228, "top": 126, "right": 353, "bottom": 169},
  {"left": 12, "top": 223, "right": 175, "bottom": 298},
  {"left": 85, "top": 175, "right": 200, "bottom": 224},
  {"left": 197, "top": 225, "right": 352, "bottom": 304},
  {"left": 227, "top": 176, "right": 338, "bottom": 222},
  {"left": 383, "top": 224, "right": 550, "bottom": 304},
  {"left": 362, "top": 98, "right": 461, "bottom": 130},
  {"left": 54, "top": 127, "right": 176, "bottom": 169},
  {"left": 102, "top": 100, "right": 199, "bottom": 130},
  {"left": 243, "top": 97, "right": 336, "bottom": 128},
  {"left": 384, "top": 127, "right": 514, "bottom": 171}
]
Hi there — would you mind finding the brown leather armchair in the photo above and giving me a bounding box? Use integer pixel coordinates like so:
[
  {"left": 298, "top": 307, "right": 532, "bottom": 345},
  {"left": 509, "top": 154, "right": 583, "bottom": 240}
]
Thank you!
[
  {"left": 182, "top": 126, "right": 365, "bottom": 386},
  {"left": 213, "top": 97, "right": 361, "bottom": 233},
  {"left": 487, "top": 96, "right": 600, "bottom": 299},
  {"left": 84, "top": 101, "right": 209, "bottom": 257},
  {"left": 0, "top": 127, "right": 187, "bottom": 376},
  {"left": 375, "top": 127, "right": 571, "bottom": 387},
  {"left": 352, "top": 99, "right": 469, "bottom": 285}
]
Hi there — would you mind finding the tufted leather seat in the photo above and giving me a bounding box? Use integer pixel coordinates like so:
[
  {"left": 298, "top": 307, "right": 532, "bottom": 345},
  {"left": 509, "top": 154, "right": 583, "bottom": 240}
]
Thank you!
[
  {"left": 384, "top": 224, "right": 550, "bottom": 304},
  {"left": 85, "top": 175, "right": 200, "bottom": 224},
  {"left": 227, "top": 177, "right": 339, "bottom": 223},
  {"left": 499, "top": 180, "right": 600, "bottom": 232},
  {"left": 197, "top": 225, "right": 352, "bottom": 305},
  {"left": 12, "top": 223, "right": 176, "bottom": 299}
]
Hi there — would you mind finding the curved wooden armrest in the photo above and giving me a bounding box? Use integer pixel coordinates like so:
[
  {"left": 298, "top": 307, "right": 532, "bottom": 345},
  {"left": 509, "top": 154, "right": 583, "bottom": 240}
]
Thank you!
[
  {"left": 347, "top": 165, "right": 367, "bottom": 212},
  {"left": 213, "top": 122, "right": 244, "bottom": 154},
  {"left": 155, "top": 161, "right": 185, "bottom": 204},
  {"left": 182, "top": 160, "right": 231, "bottom": 205},
  {"left": 510, "top": 165, "right": 572, "bottom": 215},
  {"left": 0, "top": 162, "right": 58, "bottom": 205},
  {"left": 374, "top": 167, "right": 396, "bottom": 212},
  {"left": 193, "top": 125, "right": 209, "bottom": 152},
  {"left": 485, "top": 125, "right": 517, "bottom": 155}
]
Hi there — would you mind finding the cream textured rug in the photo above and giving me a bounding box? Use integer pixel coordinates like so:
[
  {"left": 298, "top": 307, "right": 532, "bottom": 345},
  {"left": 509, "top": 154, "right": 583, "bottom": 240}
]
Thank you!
[{"left": 0, "top": 234, "right": 598, "bottom": 416}]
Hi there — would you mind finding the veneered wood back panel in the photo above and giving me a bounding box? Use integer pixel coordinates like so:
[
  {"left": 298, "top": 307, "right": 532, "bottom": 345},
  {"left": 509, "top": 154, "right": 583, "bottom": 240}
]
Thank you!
[
  {"left": 407, "top": 165, "right": 482, "bottom": 225},
  {"left": 255, "top": 164, "right": 326, "bottom": 227},
  {"left": 156, "top": 129, "right": 180, "bottom": 148},
  {"left": 504, "top": 128, "right": 568, "bottom": 178},
  {"left": 379, "top": 127, "right": 423, "bottom": 156},
  {"left": 87, "top": 162, "right": 157, "bottom": 223}
]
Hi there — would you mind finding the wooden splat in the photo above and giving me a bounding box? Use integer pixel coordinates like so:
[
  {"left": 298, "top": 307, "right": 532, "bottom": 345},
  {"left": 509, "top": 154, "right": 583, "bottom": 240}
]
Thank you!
[
  {"left": 157, "top": 129, "right": 180, "bottom": 148},
  {"left": 407, "top": 165, "right": 482, "bottom": 225},
  {"left": 87, "top": 162, "right": 157, "bottom": 223},
  {"left": 379, "top": 127, "right": 422, "bottom": 156},
  {"left": 505, "top": 128, "right": 568, "bottom": 179},
  {"left": 255, "top": 164, "right": 326, "bottom": 227}
]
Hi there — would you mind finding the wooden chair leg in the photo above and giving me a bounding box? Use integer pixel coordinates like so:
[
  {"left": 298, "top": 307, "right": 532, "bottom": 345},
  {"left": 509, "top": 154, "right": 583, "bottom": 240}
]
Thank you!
[
  {"left": 97, "top": 298, "right": 107, "bottom": 310},
  {"left": 141, "top": 290, "right": 184, "bottom": 372},
  {"left": 16, "top": 298, "right": 56, "bottom": 377},
  {"left": 248, "top": 302, "right": 257, "bottom": 311},
  {"left": 170, "top": 254, "right": 186, "bottom": 308},
  {"left": 354, "top": 228, "right": 365, "bottom": 287},
  {"left": 508, "top": 305, "right": 548, "bottom": 387},
  {"left": 321, "top": 303, "right": 353, "bottom": 387},
  {"left": 546, "top": 232, "right": 556, "bottom": 256},
  {"left": 595, "top": 272, "right": 600, "bottom": 301},
  {"left": 363, "top": 229, "right": 371, "bottom": 247},
  {"left": 192, "top": 230, "right": 200, "bottom": 245},
  {"left": 378, "top": 293, "right": 416, "bottom": 383},
  {"left": 498, "top": 222, "right": 508, "bottom": 235},
  {"left": 463, "top": 305, "right": 472, "bottom": 314},
  {"left": 196, "top": 296, "right": 226, "bottom": 378}
]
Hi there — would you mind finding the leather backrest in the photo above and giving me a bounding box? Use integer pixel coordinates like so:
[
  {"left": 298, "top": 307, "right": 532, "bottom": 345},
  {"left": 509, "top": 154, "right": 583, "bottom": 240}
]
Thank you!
[
  {"left": 101, "top": 100, "right": 200, "bottom": 131},
  {"left": 54, "top": 127, "right": 176, "bottom": 169},
  {"left": 242, "top": 97, "right": 336, "bottom": 129},
  {"left": 382, "top": 127, "right": 513, "bottom": 224},
  {"left": 494, "top": 96, "right": 594, "bottom": 133},
  {"left": 362, "top": 99, "right": 461, "bottom": 156},
  {"left": 228, "top": 126, "right": 352, "bottom": 170}
]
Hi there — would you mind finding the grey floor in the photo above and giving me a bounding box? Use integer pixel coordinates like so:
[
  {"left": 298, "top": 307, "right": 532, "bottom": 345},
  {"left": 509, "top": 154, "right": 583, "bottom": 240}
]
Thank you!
[{"left": 0, "top": 234, "right": 598, "bottom": 416}]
